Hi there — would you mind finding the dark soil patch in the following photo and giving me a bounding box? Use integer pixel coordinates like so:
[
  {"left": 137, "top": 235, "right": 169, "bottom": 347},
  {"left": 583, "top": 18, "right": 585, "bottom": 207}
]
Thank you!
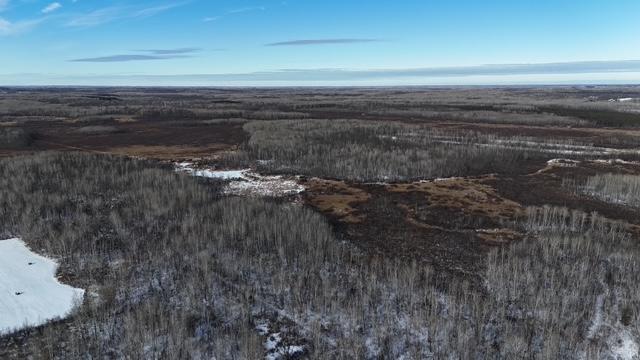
[{"left": 5, "top": 120, "right": 248, "bottom": 159}]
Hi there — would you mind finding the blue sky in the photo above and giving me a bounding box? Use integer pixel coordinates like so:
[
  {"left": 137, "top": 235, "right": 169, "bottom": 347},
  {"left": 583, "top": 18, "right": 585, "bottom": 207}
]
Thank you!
[{"left": 1, "top": 0, "right": 640, "bottom": 85}]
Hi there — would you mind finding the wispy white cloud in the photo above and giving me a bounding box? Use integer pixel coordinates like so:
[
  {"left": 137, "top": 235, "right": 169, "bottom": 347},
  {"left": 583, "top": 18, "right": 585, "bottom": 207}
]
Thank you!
[
  {"left": 203, "top": 5, "right": 265, "bottom": 23},
  {"left": 42, "top": 2, "right": 62, "bottom": 14},
  {"left": 67, "top": 2, "right": 188, "bottom": 27},
  {"left": 0, "top": 17, "right": 42, "bottom": 36},
  {"left": 66, "top": 7, "right": 122, "bottom": 27},
  {"left": 0, "top": 17, "right": 10, "bottom": 33},
  {"left": 133, "top": 2, "right": 185, "bottom": 18},
  {"left": 267, "top": 39, "right": 383, "bottom": 46},
  {"left": 70, "top": 54, "right": 192, "bottom": 62},
  {"left": 227, "top": 6, "right": 265, "bottom": 14}
]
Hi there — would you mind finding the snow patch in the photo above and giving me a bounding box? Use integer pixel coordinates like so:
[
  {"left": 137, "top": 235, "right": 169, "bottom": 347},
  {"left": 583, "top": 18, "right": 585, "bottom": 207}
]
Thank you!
[
  {"left": 610, "top": 331, "right": 639, "bottom": 360},
  {"left": 265, "top": 345, "right": 306, "bottom": 360},
  {"left": 586, "top": 291, "right": 606, "bottom": 340},
  {"left": 224, "top": 174, "right": 305, "bottom": 197},
  {"left": 176, "top": 163, "right": 305, "bottom": 197},
  {"left": 433, "top": 176, "right": 464, "bottom": 182},
  {"left": 0, "top": 238, "right": 85, "bottom": 335},
  {"left": 265, "top": 332, "right": 282, "bottom": 351},
  {"left": 255, "top": 322, "right": 270, "bottom": 336},
  {"left": 547, "top": 158, "right": 580, "bottom": 167},
  {"left": 365, "top": 337, "right": 381, "bottom": 358},
  {"left": 175, "top": 163, "right": 248, "bottom": 180},
  {"left": 592, "top": 159, "right": 640, "bottom": 166},
  {"left": 263, "top": 332, "right": 306, "bottom": 360}
]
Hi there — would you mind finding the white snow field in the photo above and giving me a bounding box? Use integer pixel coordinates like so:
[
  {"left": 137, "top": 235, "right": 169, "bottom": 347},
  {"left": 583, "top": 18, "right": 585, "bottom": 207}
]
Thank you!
[{"left": 0, "top": 238, "right": 85, "bottom": 335}]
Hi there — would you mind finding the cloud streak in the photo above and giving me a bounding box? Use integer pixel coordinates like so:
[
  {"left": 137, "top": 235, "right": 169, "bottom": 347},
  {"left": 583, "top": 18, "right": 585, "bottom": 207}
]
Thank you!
[
  {"left": 135, "top": 47, "right": 201, "bottom": 55},
  {"left": 69, "top": 54, "right": 191, "bottom": 62},
  {"left": 227, "top": 6, "right": 265, "bottom": 14},
  {"left": 70, "top": 47, "right": 202, "bottom": 62},
  {"left": 266, "top": 38, "right": 383, "bottom": 46},
  {"left": 42, "top": 2, "right": 62, "bottom": 14},
  {"left": 66, "top": 7, "right": 123, "bottom": 27},
  {"left": 0, "top": 17, "right": 43, "bottom": 36},
  {"left": 67, "top": 2, "right": 187, "bottom": 27},
  {"left": 133, "top": 3, "right": 185, "bottom": 18},
  {"left": 203, "top": 5, "right": 265, "bottom": 23}
]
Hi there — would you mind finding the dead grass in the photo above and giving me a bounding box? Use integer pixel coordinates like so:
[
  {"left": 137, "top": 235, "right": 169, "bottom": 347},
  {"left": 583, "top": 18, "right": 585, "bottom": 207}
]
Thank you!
[
  {"left": 107, "top": 144, "right": 234, "bottom": 160},
  {"left": 303, "top": 179, "right": 370, "bottom": 223},
  {"left": 387, "top": 177, "right": 524, "bottom": 221},
  {"left": 475, "top": 228, "right": 523, "bottom": 244}
]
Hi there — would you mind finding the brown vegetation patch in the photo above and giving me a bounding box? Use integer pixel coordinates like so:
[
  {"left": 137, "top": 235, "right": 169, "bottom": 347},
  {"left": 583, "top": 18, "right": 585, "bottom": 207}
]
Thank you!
[
  {"left": 387, "top": 177, "right": 524, "bottom": 221},
  {"left": 302, "top": 178, "right": 370, "bottom": 223},
  {"left": 475, "top": 228, "right": 523, "bottom": 244},
  {"left": 107, "top": 144, "right": 235, "bottom": 160},
  {"left": 303, "top": 176, "right": 526, "bottom": 275}
]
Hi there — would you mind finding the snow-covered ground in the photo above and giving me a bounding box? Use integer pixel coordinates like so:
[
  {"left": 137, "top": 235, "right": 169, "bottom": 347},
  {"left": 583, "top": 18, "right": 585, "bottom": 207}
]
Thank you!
[
  {"left": 175, "top": 162, "right": 247, "bottom": 180},
  {"left": 547, "top": 158, "right": 580, "bottom": 167},
  {"left": 545, "top": 158, "right": 640, "bottom": 170},
  {"left": 0, "top": 238, "right": 85, "bottom": 335},
  {"left": 254, "top": 320, "right": 307, "bottom": 360},
  {"left": 428, "top": 135, "right": 640, "bottom": 157},
  {"left": 592, "top": 158, "right": 640, "bottom": 166},
  {"left": 610, "top": 331, "right": 639, "bottom": 360},
  {"left": 175, "top": 163, "right": 305, "bottom": 197}
]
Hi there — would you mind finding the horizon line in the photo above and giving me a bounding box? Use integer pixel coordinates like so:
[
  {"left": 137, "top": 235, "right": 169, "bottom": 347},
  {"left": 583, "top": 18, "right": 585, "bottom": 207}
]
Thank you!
[{"left": 3, "top": 60, "right": 640, "bottom": 86}]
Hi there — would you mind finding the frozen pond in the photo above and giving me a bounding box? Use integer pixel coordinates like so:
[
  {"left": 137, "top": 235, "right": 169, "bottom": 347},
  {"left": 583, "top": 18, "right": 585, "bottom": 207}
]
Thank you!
[{"left": 0, "top": 238, "right": 85, "bottom": 335}]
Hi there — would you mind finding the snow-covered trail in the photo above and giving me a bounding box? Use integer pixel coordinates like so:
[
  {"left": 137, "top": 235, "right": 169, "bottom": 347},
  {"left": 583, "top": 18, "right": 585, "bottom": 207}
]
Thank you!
[{"left": 0, "top": 238, "right": 85, "bottom": 335}]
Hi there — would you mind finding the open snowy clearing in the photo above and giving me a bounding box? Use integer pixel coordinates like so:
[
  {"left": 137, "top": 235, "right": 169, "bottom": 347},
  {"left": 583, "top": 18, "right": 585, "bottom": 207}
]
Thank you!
[
  {"left": 544, "top": 158, "right": 640, "bottom": 169},
  {"left": 175, "top": 162, "right": 246, "bottom": 180},
  {"left": 175, "top": 163, "right": 305, "bottom": 197},
  {"left": 0, "top": 238, "right": 85, "bottom": 336}
]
